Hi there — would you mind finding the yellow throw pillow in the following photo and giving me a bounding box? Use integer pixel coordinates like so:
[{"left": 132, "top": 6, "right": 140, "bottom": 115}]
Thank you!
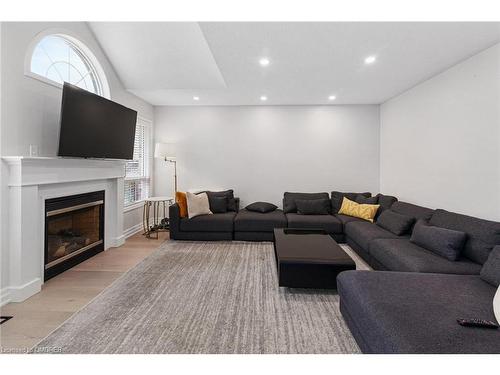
[{"left": 338, "top": 197, "right": 379, "bottom": 223}]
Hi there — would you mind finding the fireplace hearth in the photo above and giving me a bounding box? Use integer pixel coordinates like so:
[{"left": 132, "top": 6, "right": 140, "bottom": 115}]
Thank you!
[{"left": 45, "top": 191, "right": 105, "bottom": 280}]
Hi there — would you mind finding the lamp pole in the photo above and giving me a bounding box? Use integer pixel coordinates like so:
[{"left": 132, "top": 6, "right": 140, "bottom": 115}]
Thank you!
[{"left": 166, "top": 157, "right": 177, "bottom": 194}]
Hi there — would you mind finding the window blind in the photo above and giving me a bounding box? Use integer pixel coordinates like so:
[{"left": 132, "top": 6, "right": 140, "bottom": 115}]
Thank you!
[{"left": 124, "top": 119, "right": 151, "bottom": 207}]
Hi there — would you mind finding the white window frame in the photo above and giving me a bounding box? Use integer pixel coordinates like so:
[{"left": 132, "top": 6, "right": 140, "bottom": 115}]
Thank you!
[
  {"left": 24, "top": 28, "right": 110, "bottom": 99},
  {"left": 124, "top": 117, "right": 153, "bottom": 211}
]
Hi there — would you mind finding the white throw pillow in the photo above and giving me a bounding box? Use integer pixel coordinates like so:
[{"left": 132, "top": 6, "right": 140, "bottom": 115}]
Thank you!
[{"left": 186, "top": 192, "right": 212, "bottom": 218}]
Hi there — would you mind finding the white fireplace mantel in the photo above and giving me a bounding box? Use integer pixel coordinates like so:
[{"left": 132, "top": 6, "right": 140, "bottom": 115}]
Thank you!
[{"left": 1, "top": 156, "right": 127, "bottom": 305}]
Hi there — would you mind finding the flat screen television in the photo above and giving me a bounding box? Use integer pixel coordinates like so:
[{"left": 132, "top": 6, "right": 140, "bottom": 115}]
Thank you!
[{"left": 58, "top": 82, "right": 138, "bottom": 160}]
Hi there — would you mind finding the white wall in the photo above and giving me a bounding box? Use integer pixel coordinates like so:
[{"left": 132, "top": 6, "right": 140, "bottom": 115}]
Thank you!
[
  {"left": 0, "top": 22, "right": 154, "bottom": 293},
  {"left": 154, "top": 105, "right": 380, "bottom": 208},
  {"left": 380, "top": 43, "right": 500, "bottom": 221}
]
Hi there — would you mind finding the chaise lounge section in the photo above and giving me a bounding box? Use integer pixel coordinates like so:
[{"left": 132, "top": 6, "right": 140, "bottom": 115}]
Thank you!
[{"left": 337, "top": 270, "right": 500, "bottom": 353}]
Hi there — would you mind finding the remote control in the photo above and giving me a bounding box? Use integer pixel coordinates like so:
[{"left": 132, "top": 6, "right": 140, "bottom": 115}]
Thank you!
[{"left": 457, "top": 318, "right": 499, "bottom": 329}]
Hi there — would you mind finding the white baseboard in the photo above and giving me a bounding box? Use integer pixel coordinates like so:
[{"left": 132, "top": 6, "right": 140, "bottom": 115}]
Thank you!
[
  {"left": 1, "top": 278, "right": 42, "bottom": 305},
  {"left": 123, "top": 223, "right": 143, "bottom": 239},
  {"left": 0, "top": 287, "right": 11, "bottom": 307}
]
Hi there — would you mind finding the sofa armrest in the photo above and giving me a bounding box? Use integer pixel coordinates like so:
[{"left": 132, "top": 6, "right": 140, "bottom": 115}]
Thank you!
[{"left": 169, "top": 203, "right": 181, "bottom": 239}]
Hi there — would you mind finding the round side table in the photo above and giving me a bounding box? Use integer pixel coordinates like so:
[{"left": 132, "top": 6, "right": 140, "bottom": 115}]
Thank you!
[{"left": 143, "top": 196, "right": 174, "bottom": 239}]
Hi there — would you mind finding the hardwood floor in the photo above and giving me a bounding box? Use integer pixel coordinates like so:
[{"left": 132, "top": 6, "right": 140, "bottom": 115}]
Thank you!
[{"left": 0, "top": 231, "right": 169, "bottom": 352}]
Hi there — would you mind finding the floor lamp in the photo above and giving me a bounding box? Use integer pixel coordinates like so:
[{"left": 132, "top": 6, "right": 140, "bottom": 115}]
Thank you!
[{"left": 154, "top": 142, "right": 177, "bottom": 195}]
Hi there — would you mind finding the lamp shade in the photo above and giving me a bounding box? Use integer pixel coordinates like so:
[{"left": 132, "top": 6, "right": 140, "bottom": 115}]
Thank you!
[{"left": 154, "top": 142, "right": 176, "bottom": 159}]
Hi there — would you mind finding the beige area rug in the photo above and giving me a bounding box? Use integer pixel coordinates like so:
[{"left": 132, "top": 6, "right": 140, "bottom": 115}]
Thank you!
[{"left": 34, "top": 241, "right": 360, "bottom": 353}]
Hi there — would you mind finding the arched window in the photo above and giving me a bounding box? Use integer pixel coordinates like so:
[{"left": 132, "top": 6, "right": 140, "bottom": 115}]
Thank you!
[{"left": 28, "top": 33, "right": 109, "bottom": 97}]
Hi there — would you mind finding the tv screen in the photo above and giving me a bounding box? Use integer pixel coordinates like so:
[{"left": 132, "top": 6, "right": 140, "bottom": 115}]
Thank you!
[{"left": 58, "top": 83, "right": 138, "bottom": 160}]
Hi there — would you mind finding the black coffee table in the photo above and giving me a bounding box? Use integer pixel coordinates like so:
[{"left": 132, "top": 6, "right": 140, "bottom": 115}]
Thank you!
[{"left": 273, "top": 228, "right": 356, "bottom": 289}]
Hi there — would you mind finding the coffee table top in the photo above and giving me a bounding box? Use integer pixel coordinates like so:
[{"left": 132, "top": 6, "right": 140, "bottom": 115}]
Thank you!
[{"left": 273, "top": 228, "right": 355, "bottom": 266}]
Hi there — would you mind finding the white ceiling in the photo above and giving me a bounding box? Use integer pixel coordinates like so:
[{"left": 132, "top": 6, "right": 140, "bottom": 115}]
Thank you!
[{"left": 89, "top": 22, "right": 500, "bottom": 106}]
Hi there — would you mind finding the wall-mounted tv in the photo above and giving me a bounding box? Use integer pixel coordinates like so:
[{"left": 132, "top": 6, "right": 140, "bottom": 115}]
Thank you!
[{"left": 58, "top": 82, "right": 138, "bottom": 160}]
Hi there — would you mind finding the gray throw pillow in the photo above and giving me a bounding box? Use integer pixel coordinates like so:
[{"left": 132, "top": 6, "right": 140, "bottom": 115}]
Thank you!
[
  {"left": 480, "top": 245, "right": 500, "bottom": 287},
  {"left": 246, "top": 202, "right": 277, "bottom": 213},
  {"left": 410, "top": 221, "right": 467, "bottom": 261},
  {"left": 376, "top": 209, "right": 415, "bottom": 236},
  {"left": 283, "top": 192, "right": 329, "bottom": 213},
  {"left": 376, "top": 193, "right": 398, "bottom": 210},
  {"left": 296, "top": 199, "right": 331, "bottom": 215},
  {"left": 207, "top": 190, "right": 237, "bottom": 212},
  {"left": 210, "top": 196, "right": 228, "bottom": 213}
]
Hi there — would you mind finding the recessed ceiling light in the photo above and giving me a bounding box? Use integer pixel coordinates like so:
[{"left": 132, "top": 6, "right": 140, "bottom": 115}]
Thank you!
[
  {"left": 364, "top": 55, "right": 376, "bottom": 65},
  {"left": 260, "top": 95, "right": 268, "bottom": 101},
  {"left": 193, "top": 96, "right": 200, "bottom": 101},
  {"left": 259, "top": 57, "right": 270, "bottom": 66},
  {"left": 328, "top": 95, "right": 336, "bottom": 101}
]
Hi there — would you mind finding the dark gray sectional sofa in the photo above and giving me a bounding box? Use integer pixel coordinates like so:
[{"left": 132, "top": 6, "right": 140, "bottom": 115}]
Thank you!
[{"left": 168, "top": 189, "right": 500, "bottom": 353}]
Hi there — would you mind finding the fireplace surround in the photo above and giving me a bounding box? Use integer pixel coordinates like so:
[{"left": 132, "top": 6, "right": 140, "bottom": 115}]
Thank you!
[{"left": 1, "top": 156, "right": 126, "bottom": 305}]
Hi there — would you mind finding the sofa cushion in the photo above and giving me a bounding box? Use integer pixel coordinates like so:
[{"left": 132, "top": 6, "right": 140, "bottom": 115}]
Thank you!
[
  {"left": 331, "top": 191, "right": 371, "bottom": 213},
  {"left": 335, "top": 214, "right": 366, "bottom": 227},
  {"left": 375, "top": 193, "right": 398, "bottom": 212},
  {"left": 296, "top": 198, "right": 331, "bottom": 215},
  {"left": 180, "top": 212, "right": 236, "bottom": 232},
  {"left": 245, "top": 201, "right": 277, "bottom": 213},
  {"left": 369, "top": 238, "right": 481, "bottom": 274},
  {"left": 206, "top": 190, "right": 237, "bottom": 212},
  {"left": 286, "top": 213, "right": 342, "bottom": 234},
  {"left": 234, "top": 209, "right": 287, "bottom": 232},
  {"left": 344, "top": 221, "right": 398, "bottom": 250},
  {"left": 283, "top": 192, "right": 329, "bottom": 214},
  {"left": 410, "top": 221, "right": 467, "bottom": 261},
  {"left": 391, "top": 201, "right": 434, "bottom": 223},
  {"left": 337, "top": 271, "right": 499, "bottom": 353},
  {"left": 376, "top": 209, "right": 415, "bottom": 236},
  {"left": 355, "top": 195, "right": 378, "bottom": 205},
  {"left": 429, "top": 209, "right": 500, "bottom": 265},
  {"left": 480, "top": 245, "right": 500, "bottom": 287},
  {"left": 210, "top": 196, "right": 228, "bottom": 214}
]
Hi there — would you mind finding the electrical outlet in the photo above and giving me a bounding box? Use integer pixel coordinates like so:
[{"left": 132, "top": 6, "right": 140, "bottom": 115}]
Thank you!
[{"left": 29, "top": 144, "right": 39, "bottom": 157}]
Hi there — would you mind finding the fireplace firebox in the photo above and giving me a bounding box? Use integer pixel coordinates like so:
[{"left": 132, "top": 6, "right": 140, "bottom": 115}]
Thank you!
[{"left": 44, "top": 191, "right": 105, "bottom": 280}]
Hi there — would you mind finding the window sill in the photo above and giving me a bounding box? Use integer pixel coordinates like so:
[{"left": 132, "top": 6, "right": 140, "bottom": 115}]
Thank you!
[{"left": 124, "top": 201, "right": 145, "bottom": 213}]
